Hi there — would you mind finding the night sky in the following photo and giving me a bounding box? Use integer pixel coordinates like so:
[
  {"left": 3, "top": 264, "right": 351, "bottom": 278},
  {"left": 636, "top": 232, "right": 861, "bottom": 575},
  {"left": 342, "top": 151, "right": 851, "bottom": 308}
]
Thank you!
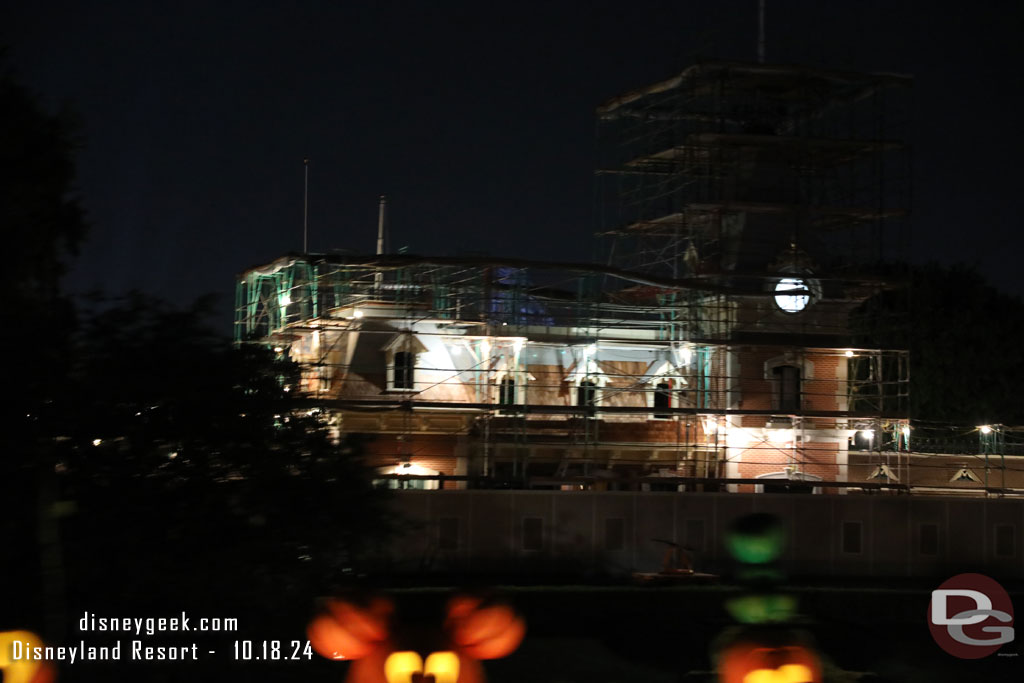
[{"left": 4, "top": 1, "right": 1023, "bottom": 327}]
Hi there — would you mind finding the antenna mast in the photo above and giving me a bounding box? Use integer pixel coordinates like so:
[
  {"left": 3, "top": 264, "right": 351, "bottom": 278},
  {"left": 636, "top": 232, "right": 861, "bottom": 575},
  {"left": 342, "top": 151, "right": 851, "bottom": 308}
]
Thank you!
[
  {"left": 303, "top": 158, "right": 310, "bottom": 253},
  {"left": 375, "top": 195, "right": 387, "bottom": 290},
  {"left": 377, "top": 195, "right": 387, "bottom": 256},
  {"left": 758, "top": 0, "right": 766, "bottom": 63}
]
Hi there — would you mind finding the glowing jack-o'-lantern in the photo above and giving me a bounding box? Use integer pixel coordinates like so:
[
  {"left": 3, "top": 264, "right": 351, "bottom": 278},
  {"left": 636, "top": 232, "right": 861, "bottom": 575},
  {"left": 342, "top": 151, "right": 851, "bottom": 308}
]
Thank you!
[
  {"left": 726, "top": 513, "right": 786, "bottom": 566},
  {"left": 0, "top": 631, "right": 57, "bottom": 683},
  {"left": 719, "top": 641, "right": 822, "bottom": 683},
  {"left": 307, "top": 595, "right": 524, "bottom": 683}
]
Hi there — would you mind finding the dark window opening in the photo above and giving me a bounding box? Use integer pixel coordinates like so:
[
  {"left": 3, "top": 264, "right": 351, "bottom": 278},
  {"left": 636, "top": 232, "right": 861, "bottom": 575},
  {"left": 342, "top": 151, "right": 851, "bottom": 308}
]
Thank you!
[
  {"left": 393, "top": 351, "right": 414, "bottom": 389},
  {"left": 920, "top": 524, "right": 939, "bottom": 556},
  {"left": 439, "top": 517, "right": 459, "bottom": 551},
  {"left": 653, "top": 382, "right": 672, "bottom": 418},
  {"left": 685, "top": 519, "right": 706, "bottom": 552},
  {"left": 522, "top": 517, "right": 543, "bottom": 551},
  {"left": 604, "top": 518, "right": 625, "bottom": 551},
  {"left": 499, "top": 376, "right": 516, "bottom": 406},
  {"left": 995, "top": 524, "right": 1015, "bottom": 557},
  {"left": 773, "top": 365, "right": 801, "bottom": 411},
  {"left": 577, "top": 381, "right": 597, "bottom": 415},
  {"left": 842, "top": 521, "right": 862, "bottom": 554}
]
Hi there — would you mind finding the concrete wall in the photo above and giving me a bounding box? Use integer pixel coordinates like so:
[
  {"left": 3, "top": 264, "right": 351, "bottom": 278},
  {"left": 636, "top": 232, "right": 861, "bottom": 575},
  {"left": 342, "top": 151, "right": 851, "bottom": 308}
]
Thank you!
[{"left": 379, "top": 490, "right": 1024, "bottom": 580}]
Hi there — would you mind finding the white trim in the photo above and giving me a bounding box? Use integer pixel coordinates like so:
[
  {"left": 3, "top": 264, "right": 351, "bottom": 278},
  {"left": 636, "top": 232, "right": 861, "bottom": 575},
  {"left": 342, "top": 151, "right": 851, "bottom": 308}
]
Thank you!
[
  {"left": 950, "top": 467, "right": 982, "bottom": 483},
  {"left": 868, "top": 464, "right": 899, "bottom": 481}
]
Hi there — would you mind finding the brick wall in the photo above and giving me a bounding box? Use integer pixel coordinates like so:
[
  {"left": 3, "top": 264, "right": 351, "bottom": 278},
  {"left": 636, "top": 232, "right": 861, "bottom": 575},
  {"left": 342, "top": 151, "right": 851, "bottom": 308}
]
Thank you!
[{"left": 738, "top": 349, "right": 843, "bottom": 428}]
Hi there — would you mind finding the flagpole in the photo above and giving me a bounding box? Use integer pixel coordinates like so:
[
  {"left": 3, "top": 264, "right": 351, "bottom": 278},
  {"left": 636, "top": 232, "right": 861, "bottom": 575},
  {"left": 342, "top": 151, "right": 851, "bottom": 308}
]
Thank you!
[{"left": 303, "top": 158, "right": 309, "bottom": 253}]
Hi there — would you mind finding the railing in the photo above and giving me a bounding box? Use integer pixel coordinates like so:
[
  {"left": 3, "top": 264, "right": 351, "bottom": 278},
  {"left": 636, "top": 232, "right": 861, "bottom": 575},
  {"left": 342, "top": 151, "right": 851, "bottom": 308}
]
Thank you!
[{"left": 371, "top": 474, "right": 1024, "bottom": 497}]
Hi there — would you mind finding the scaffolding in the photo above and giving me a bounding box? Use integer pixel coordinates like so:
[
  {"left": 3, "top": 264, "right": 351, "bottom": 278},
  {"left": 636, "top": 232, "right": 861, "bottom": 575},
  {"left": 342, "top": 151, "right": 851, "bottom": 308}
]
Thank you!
[
  {"left": 588, "top": 59, "right": 920, "bottom": 491},
  {"left": 596, "top": 61, "right": 911, "bottom": 279},
  {"left": 233, "top": 252, "right": 909, "bottom": 490}
]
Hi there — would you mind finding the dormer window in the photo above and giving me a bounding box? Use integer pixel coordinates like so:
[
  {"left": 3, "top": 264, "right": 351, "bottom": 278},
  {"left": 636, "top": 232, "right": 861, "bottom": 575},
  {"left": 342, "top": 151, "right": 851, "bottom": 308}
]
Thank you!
[
  {"left": 393, "top": 351, "right": 414, "bottom": 390},
  {"left": 577, "top": 380, "right": 598, "bottom": 415},
  {"left": 653, "top": 382, "right": 672, "bottom": 419},
  {"left": 383, "top": 333, "right": 427, "bottom": 392},
  {"left": 499, "top": 376, "right": 516, "bottom": 406}
]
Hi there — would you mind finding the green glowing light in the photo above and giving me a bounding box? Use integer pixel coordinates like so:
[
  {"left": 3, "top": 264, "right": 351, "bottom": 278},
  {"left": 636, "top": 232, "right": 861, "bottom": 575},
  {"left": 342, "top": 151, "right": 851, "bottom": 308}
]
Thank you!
[
  {"left": 726, "top": 513, "right": 786, "bottom": 564},
  {"left": 725, "top": 593, "right": 798, "bottom": 624}
]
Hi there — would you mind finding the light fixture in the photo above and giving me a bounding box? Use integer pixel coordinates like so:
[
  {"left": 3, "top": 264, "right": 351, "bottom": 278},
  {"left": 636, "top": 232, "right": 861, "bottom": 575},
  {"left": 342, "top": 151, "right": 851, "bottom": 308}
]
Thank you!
[
  {"left": 901, "top": 425, "right": 911, "bottom": 438},
  {"left": 979, "top": 425, "right": 993, "bottom": 435},
  {"left": 726, "top": 427, "right": 751, "bottom": 448},
  {"left": 92, "top": 438, "right": 102, "bottom": 447},
  {"left": 858, "top": 429, "right": 875, "bottom": 441},
  {"left": 280, "top": 293, "right": 292, "bottom": 306},
  {"left": 704, "top": 417, "right": 719, "bottom": 434},
  {"left": 273, "top": 346, "right": 284, "bottom": 353},
  {"left": 353, "top": 309, "right": 364, "bottom": 318},
  {"left": 844, "top": 350, "right": 854, "bottom": 358}
]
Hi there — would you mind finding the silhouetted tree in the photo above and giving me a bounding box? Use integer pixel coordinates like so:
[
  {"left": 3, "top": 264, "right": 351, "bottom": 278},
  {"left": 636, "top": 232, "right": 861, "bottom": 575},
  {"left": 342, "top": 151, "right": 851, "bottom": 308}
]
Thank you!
[
  {"left": 853, "top": 263, "right": 1024, "bottom": 426},
  {"left": 1, "top": 52, "right": 87, "bottom": 422},
  {"left": 0, "top": 52, "right": 88, "bottom": 633},
  {"left": 59, "top": 294, "right": 392, "bottom": 611}
]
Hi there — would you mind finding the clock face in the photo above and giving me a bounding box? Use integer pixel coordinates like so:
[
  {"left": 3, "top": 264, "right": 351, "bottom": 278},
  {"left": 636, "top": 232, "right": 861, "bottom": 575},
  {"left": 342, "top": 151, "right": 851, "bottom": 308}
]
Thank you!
[{"left": 774, "top": 278, "right": 810, "bottom": 313}]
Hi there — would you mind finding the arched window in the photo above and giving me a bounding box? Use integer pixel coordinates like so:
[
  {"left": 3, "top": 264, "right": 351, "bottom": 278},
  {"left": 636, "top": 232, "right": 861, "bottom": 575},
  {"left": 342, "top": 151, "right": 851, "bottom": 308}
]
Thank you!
[
  {"left": 393, "top": 351, "right": 414, "bottom": 390},
  {"left": 653, "top": 382, "right": 672, "bottom": 419},
  {"left": 772, "top": 365, "right": 800, "bottom": 411}
]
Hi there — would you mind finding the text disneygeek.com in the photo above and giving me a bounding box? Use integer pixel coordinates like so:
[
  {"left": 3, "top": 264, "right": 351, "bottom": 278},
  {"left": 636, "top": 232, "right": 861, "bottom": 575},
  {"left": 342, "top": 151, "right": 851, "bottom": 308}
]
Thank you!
[{"left": 6, "top": 612, "right": 313, "bottom": 664}]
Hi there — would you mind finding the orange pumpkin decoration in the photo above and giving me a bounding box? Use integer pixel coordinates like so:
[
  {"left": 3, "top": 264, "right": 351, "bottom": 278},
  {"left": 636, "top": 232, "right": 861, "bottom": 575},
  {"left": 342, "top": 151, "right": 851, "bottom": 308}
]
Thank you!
[
  {"left": 0, "top": 631, "right": 57, "bottom": 683},
  {"left": 445, "top": 598, "right": 525, "bottom": 662},
  {"left": 307, "top": 595, "right": 524, "bottom": 683},
  {"left": 719, "top": 639, "right": 822, "bottom": 683}
]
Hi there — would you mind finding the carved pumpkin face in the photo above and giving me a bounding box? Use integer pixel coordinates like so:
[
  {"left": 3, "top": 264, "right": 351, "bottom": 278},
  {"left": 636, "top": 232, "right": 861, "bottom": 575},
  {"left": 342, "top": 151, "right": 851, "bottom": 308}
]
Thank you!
[
  {"left": 307, "top": 596, "right": 524, "bottom": 683},
  {"left": 719, "top": 642, "right": 822, "bottom": 683},
  {"left": 0, "top": 631, "right": 57, "bottom": 683}
]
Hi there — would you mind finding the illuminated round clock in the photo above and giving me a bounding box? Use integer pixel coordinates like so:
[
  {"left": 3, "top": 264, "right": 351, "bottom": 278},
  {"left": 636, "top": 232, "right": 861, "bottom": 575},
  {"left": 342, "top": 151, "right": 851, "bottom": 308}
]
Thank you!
[{"left": 773, "top": 277, "right": 810, "bottom": 313}]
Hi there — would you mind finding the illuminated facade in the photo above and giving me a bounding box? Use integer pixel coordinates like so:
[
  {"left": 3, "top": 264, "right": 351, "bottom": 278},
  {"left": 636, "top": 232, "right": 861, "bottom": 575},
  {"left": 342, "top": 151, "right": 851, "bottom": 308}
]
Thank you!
[{"left": 233, "top": 252, "right": 909, "bottom": 493}]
